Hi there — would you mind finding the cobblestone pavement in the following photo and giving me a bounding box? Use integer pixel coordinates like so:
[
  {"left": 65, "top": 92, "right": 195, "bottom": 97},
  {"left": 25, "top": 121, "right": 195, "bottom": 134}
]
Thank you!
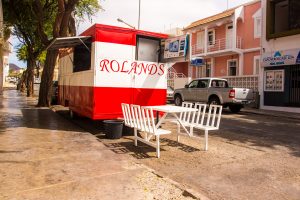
[
  {"left": 56, "top": 103, "right": 300, "bottom": 200},
  {"left": 0, "top": 90, "right": 198, "bottom": 200}
]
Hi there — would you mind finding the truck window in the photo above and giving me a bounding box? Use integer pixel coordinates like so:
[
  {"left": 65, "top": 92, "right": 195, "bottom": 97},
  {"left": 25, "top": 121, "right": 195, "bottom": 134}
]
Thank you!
[
  {"left": 188, "top": 80, "right": 199, "bottom": 88},
  {"left": 136, "top": 36, "right": 161, "bottom": 62},
  {"left": 211, "top": 80, "right": 228, "bottom": 88},
  {"left": 197, "top": 80, "right": 208, "bottom": 88},
  {"left": 73, "top": 39, "right": 92, "bottom": 72}
]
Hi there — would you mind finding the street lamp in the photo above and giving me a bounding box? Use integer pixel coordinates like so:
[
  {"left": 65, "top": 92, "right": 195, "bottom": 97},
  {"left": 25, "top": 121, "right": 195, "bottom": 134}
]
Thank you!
[
  {"left": 138, "top": 0, "right": 141, "bottom": 29},
  {"left": 117, "top": 18, "right": 135, "bottom": 29}
]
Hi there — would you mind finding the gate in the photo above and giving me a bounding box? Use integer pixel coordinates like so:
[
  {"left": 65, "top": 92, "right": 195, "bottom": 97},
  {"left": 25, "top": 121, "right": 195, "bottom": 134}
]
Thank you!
[{"left": 289, "top": 64, "right": 300, "bottom": 106}]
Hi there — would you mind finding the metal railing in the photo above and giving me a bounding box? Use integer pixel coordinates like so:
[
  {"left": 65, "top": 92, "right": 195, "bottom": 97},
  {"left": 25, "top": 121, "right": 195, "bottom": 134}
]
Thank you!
[
  {"left": 167, "top": 67, "right": 186, "bottom": 88},
  {"left": 191, "top": 37, "right": 242, "bottom": 55},
  {"left": 221, "top": 75, "right": 259, "bottom": 91}
]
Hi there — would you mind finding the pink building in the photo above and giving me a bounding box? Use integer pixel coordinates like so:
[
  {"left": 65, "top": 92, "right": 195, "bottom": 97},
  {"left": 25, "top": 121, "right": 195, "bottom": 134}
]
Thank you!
[{"left": 181, "top": 0, "right": 261, "bottom": 90}]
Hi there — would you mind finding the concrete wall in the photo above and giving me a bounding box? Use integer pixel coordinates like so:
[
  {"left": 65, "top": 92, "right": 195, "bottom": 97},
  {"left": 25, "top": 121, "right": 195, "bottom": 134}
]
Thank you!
[
  {"left": 237, "top": 1, "right": 261, "bottom": 49},
  {"left": 214, "top": 54, "right": 239, "bottom": 77},
  {"left": 243, "top": 50, "right": 260, "bottom": 75}
]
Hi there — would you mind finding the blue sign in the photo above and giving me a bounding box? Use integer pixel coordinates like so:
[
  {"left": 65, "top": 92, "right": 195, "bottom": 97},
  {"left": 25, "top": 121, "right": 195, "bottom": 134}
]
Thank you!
[{"left": 191, "top": 57, "right": 205, "bottom": 66}]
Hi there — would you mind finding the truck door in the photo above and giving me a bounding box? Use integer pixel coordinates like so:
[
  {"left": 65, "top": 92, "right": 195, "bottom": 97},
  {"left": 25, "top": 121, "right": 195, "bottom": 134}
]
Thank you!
[
  {"left": 193, "top": 79, "right": 209, "bottom": 102},
  {"left": 184, "top": 80, "right": 199, "bottom": 101}
]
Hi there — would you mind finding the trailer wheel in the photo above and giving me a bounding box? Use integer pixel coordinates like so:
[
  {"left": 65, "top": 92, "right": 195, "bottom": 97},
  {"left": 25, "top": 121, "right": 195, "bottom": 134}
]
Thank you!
[
  {"left": 69, "top": 110, "right": 77, "bottom": 119},
  {"left": 229, "top": 105, "right": 242, "bottom": 113},
  {"left": 174, "top": 94, "right": 183, "bottom": 106}
]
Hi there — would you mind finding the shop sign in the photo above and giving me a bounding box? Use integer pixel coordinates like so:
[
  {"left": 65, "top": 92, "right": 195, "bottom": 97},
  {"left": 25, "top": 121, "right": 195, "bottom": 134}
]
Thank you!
[
  {"left": 164, "top": 35, "right": 187, "bottom": 59},
  {"left": 262, "top": 48, "right": 300, "bottom": 67},
  {"left": 264, "top": 70, "right": 284, "bottom": 92}
]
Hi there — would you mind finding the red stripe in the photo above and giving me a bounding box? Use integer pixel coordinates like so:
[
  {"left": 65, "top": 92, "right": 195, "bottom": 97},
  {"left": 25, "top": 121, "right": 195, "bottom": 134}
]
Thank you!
[
  {"left": 59, "top": 85, "right": 166, "bottom": 120},
  {"left": 80, "top": 24, "right": 168, "bottom": 45}
]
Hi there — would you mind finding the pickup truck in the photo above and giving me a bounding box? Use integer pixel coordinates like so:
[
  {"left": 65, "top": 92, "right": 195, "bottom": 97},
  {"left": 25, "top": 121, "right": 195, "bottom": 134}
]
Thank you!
[{"left": 173, "top": 78, "right": 254, "bottom": 113}]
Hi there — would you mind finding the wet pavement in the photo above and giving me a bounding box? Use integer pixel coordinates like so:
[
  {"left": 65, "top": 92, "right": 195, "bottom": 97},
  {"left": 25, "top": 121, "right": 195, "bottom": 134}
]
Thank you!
[{"left": 0, "top": 90, "right": 196, "bottom": 200}]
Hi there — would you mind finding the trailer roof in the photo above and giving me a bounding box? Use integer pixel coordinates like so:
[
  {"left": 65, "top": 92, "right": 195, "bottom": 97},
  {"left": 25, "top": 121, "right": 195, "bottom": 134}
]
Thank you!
[
  {"left": 80, "top": 24, "right": 168, "bottom": 39},
  {"left": 46, "top": 36, "right": 91, "bottom": 50}
]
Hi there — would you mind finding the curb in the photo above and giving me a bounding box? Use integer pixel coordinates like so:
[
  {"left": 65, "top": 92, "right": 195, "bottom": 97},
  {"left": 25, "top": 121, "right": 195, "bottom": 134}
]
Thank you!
[{"left": 242, "top": 109, "right": 300, "bottom": 121}]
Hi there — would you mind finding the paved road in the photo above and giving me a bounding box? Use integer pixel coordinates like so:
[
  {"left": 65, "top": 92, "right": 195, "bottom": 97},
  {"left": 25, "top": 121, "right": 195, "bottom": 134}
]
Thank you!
[
  {"left": 0, "top": 90, "right": 196, "bottom": 200},
  {"left": 57, "top": 105, "right": 300, "bottom": 200}
]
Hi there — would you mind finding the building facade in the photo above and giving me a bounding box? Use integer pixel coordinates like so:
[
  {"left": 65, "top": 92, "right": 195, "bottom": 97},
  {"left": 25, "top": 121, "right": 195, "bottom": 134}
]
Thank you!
[
  {"left": 260, "top": 0, "right": 300, "bottom": 113},
  {"left": 180, "top": 0, "right": 261, "bottom": 90}
]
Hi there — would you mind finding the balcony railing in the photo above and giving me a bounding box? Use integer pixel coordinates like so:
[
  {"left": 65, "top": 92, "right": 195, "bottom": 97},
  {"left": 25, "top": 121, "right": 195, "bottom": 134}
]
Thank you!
[{"left": 191, "top": 37, "right": 242, "bottom": 56}]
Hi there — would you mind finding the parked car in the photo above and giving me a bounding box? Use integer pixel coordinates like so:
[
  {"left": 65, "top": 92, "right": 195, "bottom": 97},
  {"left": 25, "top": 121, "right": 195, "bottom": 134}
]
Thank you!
[
  {"left": 173, "top": 78, "right": 254, "bottom": 113},
  {"left": 167, "top": 86, "right": 174, "bottom": 102},
  {"left": 51, "top": 81, "right": 58, "bottom": 105}
]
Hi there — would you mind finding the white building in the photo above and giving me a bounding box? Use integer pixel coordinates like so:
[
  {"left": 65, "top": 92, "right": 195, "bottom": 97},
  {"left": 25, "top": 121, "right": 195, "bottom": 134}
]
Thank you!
[{"left": 260, "top": 0, "right": 300, "bottom": 113}]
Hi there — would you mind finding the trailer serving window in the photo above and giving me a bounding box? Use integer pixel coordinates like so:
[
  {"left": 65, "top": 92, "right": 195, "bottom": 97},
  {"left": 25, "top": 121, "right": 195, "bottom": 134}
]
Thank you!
[
  {"left": 136, "top": 36, "right": 161, "bottom": 62},
  {"left": 46, "top": 36, "right": 92, "bottom": 72},
  {"left": 73, "top": 39, "right": 91, "bottom": 72}
]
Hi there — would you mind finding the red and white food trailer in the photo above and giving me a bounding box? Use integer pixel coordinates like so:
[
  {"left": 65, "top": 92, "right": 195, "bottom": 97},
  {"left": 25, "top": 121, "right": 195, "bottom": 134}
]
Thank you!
[{"left": 48, "top": 24, "right": 169, "bottom": 120}]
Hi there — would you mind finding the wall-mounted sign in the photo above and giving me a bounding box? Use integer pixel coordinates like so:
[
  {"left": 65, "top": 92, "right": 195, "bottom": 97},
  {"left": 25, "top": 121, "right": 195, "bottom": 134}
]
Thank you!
[
  {"left": 264, "top": 70, "right": 284, "bottom": 92},
  {"left": 191, "top": 57, "right": 205, "bottom": 66},
  {"left": 262, "top": 48, "right": 300, "bottom": 67},
  {"left": 164, "top": 35, "right": 187, "bottom": 59}
]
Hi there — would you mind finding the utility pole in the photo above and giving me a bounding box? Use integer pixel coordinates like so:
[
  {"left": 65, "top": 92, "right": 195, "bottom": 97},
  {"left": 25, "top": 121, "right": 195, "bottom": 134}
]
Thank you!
[
  {"left": 227, "top": 0, "right": 229, "bottom": 10},
  {"left": 138, "top": 0, "right": 141, "bottom": 29}
]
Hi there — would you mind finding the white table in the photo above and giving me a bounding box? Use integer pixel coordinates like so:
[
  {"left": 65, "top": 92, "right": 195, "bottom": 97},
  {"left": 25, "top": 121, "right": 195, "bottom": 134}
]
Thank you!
[{"left": 145, "top": 105, "right": 198, "bottom": 136}]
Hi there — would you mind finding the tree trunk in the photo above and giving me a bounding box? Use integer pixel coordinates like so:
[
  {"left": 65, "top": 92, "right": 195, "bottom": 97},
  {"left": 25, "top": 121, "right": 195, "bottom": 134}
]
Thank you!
[
  {"left": 18, "top": 70, "right": 27, "bottom": 92},
  {"left": 37, "top": 49, "right": 58, "bottom": 107},
  {"left": 26, "top": 56, "right": 35, "bottom": 97}
]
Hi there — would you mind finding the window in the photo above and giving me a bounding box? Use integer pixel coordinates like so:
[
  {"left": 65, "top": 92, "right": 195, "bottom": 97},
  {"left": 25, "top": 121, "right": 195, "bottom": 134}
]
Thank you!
[
  {"left": 264, "top": 70, "right": 284, "bottom": 92},
  {"left": 196, "top": 31, "right": 205, "bottom": 49},
  {"left": 197, "top": 80, "right": 209, "bottom": 88},
  {"left": 136, "top": 36, "right": 161, "bottom": 62},
  {"left": 206, "top": 62, "right": 211, "bottom": 77},
  {"left": 188, "top": 80, "right": 199, "bottom": 88},
  {"left": 210, "top": 80, "right": 228, "bottom": 88},
  {"left": 254, "top": 17, "right": 261, "bottom": 38},
  {"left": 227, "top": 60, "right": 237, "bottom": 76},
  {"left": 208, "top": 30, "right": 215, "bottom": 45},
  {"left": 267, "top": 0, "right": 300, "bottom": 39},
  {"left": 253, "top": 56, "right": 260, "bottom": 75},
  {"left": 73, "top": 40, "right": 92, "bottom": 72},
  {"left": 253, "top": 8, "right": 262, "bottom": 38}
]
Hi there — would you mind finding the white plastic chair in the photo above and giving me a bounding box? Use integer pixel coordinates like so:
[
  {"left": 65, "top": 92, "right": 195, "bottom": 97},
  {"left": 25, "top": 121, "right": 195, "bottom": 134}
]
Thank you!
[
  {"left": 140, "top": 107, "right": 171, "bottom": 158},
  {"left": 192, "top": 104, "right": 222, "bottom": 151},
  {"left": 121, "top": 103, "right": 133, "bottom": 128},
  {"left": 130, "top": 104, "right": 144, "bottom": 146}
]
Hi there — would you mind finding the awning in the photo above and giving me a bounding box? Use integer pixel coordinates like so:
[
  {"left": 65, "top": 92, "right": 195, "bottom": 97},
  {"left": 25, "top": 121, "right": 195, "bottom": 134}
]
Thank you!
[{"left": 46, "top": 36, "right": 91, "bottom": 50}]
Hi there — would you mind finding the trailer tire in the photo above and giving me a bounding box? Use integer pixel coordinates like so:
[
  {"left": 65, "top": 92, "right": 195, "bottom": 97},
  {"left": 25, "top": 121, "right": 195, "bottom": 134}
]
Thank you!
[
  {"left": 174, "top": 94, "right": 183, "bottom": 106},
  {"left": 229, "top": 105, "right": 242, "bottom": 113}
]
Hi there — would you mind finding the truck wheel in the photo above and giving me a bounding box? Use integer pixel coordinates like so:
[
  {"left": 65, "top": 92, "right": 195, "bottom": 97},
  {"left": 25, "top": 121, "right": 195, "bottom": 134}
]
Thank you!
[
  {"left": 229, "top": 105, "right": 242, "bottom": 113},
  {"left": 208, "top": 96, "right": 220, "bottom": 105},
  {"left": 174, "top": 95, "right": 183, "bottom": 106}
]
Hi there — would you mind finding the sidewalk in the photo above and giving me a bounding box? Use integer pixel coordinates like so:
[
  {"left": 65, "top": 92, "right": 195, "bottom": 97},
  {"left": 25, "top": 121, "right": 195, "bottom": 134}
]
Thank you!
[
  {"left": 243, "top": 107, "right": 300, "bottom": 120},
  {"left": 0, "top": 90, "right": 198, "bottom": 200}
]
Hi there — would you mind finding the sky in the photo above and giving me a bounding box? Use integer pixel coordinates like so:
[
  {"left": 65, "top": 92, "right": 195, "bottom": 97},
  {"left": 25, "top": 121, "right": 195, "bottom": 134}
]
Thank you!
[{"left": 9, "top": 0, "right": 254, "bottom": 68}]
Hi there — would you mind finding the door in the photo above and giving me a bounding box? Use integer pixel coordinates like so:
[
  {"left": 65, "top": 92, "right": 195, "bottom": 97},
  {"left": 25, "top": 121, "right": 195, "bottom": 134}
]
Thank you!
[
  {"left": 193, "top": 79, "right": 209, "bottom": 102},
  {"left": 289, "top": 65, "right": 300, "bottom": 106},
  {"left": 196, "top": 32, "right": 205, "bottom": 52},
  {"left": 183, "top": 80, "right": 199, "bottom": 101},
  {"left": 226, "top": 24, "right": 233, "bottom": 49}
]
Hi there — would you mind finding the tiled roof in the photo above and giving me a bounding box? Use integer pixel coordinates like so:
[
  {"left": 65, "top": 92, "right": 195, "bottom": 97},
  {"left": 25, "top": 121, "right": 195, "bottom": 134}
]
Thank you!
[{"left": 184, "top": 9, "right": 235, "bottom": 30}]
